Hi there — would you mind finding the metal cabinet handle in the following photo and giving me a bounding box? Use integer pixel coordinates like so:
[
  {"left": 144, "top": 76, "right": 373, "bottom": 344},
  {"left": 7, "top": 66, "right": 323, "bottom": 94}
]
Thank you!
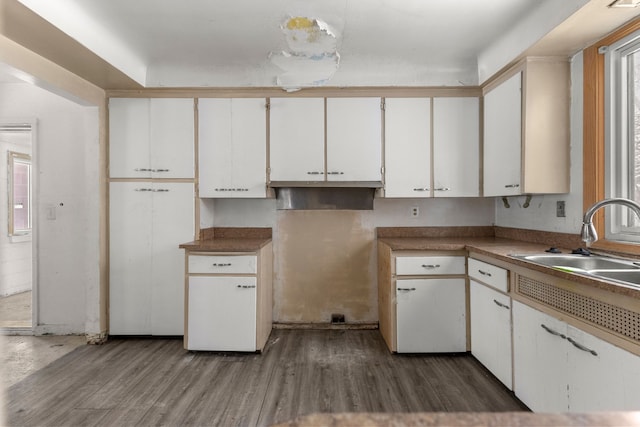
[
  {"left": 413, "top": 188, "right": 430, "bottom": 191},
  {"left": 328, "top": 171, "right": 344, "bottom": 175},
  {"left": 214, "top": 188, "right": 249, "bottom": 192},
  {"left": 478, "top": 269, "right": 492, "bottom": 277},
  {"left": 567, "top": 337, "right": 598, "bottom": 356},
  {"left": 134, "top": 188, "right": 153, "bottom": 192},
  {"left": 153, "top": 168, "right": 170, "bottom": 172},
  {"left": 434, "top": 187, "right": 450, "bottom": 192},
  {"left": 421, "top": 264, "right": 440, "bottom": 269},
  {"left": 397, "top": 287, "right": 416, "bottom": 291},
  {"left": 134, "top": 168, "right": 152, "bottom": 172},
  {"left": 493, "top": 299, "right": 510, "bottom": 309},
  {"left": 541, "top": 324, "right": 566, "bottom": 339},
  {"left": 307, "top": 171, "right": 323, "bottom": 175},
  {"left": 212, "top": 263, "right": 232, "bottom": 267},
  {"left": 505, "top": 184, "right": 520, "bottom": 188},
  {"left": 153, "top": 189, "right": 169, "bottom": 192},
  {"left": 237, "top": 285, "right": 256, "bottom": 289}
]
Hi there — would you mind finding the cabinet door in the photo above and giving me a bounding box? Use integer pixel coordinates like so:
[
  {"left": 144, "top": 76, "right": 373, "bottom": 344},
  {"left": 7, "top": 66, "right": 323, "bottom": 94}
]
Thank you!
[
  {"left": 109, "top": 98, "right": 151, "bottom": 178},
  {"left": 150, "top": 183, "right": 194, "bottom": 335},
  {"left": 326, "top": 98, "right": 382, "bottom": 181},
  {"left": 396, "top": 278, "right": 466, "bottom": 353},
  {"left": 512, "top": 301, "right": 568, "bottom": 412},
  {"left": 109, "top": 182, "right": 153, "bottom": 334},
  {"left": 433, "top": 97, "right": 479, "bottom": 197},
  {"left": 199, "top": 98, "right": 266, "bottom": 197},
  {"left": 470, "top": 280, "right": 512, "bottom": 389},
  {"left": 109, "top": 98, "right": 194, "bottom": 179},
  {"left": 149, "top": 98, "right": 195, "bottom": 179},
  {"left": 384, "top": 98, "right": 431, "bottom": 197},
  {"left": 483, "top": 73, "right": 522, "bottom": 196},
  {"left": 567, "top": 325, "right": 640, "bottom": 412},
  {"left": 269, "top": 98, "right": 325, "bottom": 181},
  {"left": 187, "top": 276, "right": 257, "bottom": 351}
]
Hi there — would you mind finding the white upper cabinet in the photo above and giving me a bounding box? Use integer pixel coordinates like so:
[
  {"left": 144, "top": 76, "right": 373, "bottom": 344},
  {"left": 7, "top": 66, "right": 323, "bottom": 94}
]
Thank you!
[
  {"left": 198, "top": 98, "right": 267, "bottom": 198},
  {"left": 483, "top": 73, "right": 522, "bottom": 197},
  {"left": 483, "top": 58, "right": 570, "bottom": 196},
  {"left": 269, "top": 98, "right": 325, "bottom": 181},
  {"left": 433, "top": 97, "right": 480, "bottom": 197},
  {"left": 109, "top": 98, "right": 195, "bottom": 179},
  {"left": 384, "top": 98, "right": 431, "bottom": 197},
  {"left": 326, "top": 98, "right": 382, "bottom": 181}
]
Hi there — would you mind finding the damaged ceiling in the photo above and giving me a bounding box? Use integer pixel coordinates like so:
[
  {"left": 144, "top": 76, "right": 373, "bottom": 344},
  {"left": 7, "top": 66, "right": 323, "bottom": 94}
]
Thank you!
[{"left": 5, "top": 0, "right": 640, "bottom": 90}]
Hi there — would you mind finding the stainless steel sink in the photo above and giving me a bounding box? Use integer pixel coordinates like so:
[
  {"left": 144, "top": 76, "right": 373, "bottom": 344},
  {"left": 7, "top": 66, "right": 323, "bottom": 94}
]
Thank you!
[
  {"left": 589, "top": 269, "right": 640, "bottom": 285},
  {"left": 510, "top": 253, "right": 640, "bottom": 288},
  {"left": 514, "top": 254, "right": 639, "bottom": 271}
]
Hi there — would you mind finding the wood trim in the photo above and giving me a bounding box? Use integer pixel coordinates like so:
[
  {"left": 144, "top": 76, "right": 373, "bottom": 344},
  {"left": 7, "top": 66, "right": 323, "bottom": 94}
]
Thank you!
[
  {"left": 583, "top": 18, "right": 640, "bottom": 256},
  {"left": 106, "top": 86, "right": 482, "bottom": 99}
]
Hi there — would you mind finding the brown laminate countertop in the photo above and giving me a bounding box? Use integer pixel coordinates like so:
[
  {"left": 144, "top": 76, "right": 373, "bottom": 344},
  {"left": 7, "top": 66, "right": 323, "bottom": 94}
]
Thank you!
[
  {"left": 179, "top": 227, "right": 272, "bottom": 252},
  {"left": 378, "top": 235, "right": 640, "bottom": 300},
  {"left": 273, "top": 411, "right": 640, "bottom": 427}
]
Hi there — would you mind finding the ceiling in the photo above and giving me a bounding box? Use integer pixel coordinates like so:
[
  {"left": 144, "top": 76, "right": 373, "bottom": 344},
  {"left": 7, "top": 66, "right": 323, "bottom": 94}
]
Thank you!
[{"left": 3, "top": 0, "right": 640, "bottom": 90}]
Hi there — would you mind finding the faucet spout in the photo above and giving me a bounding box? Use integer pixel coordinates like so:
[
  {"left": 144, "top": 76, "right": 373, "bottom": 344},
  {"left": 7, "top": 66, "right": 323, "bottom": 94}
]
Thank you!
[{"left": 581, "top": 198, "right": 640, "bottom": 244}]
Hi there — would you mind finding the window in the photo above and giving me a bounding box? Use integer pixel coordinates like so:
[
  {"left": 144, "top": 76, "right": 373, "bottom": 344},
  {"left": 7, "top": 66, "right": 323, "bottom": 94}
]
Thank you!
[
  {"left": 604, "top": 29, "right": 640, "bottom": 243},
  {"left": 584, "top": 18, "right": 640, "bottom": 254},
  {"left": 8, "top": 151, "right": 32, "bottom": 236}
]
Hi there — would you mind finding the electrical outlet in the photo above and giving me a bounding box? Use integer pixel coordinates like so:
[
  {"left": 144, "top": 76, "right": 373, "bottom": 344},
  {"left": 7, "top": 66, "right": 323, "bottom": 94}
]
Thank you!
[
  {"left": 410, "top": 206, "right": 419, "bottom": 217},
  {"left": 556, "top": 201, "right": 566, "bottom": 218}
]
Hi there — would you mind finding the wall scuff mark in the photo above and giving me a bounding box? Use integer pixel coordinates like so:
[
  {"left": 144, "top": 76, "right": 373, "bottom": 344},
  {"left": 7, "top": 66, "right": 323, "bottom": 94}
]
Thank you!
[{"left": 269, "top": 16, "right": 340, "bottom": 91}]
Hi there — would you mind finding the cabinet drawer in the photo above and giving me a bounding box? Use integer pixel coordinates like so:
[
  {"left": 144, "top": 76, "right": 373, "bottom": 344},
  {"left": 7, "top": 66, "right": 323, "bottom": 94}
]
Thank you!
[
  {"left": 188, "top": 254, "right": 257, "bottom": 274},
  {"left": 468, "top": 258, "right": 508, "bottom": 292},
  {"left": 396, "top": 256, "right": 465, "bottom": 276}
]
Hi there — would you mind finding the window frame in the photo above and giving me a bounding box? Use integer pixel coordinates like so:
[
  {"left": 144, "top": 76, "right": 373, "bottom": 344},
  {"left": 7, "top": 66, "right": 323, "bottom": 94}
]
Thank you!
[{"left": 584, "top": 18, "right": 640, "bottom": 255}]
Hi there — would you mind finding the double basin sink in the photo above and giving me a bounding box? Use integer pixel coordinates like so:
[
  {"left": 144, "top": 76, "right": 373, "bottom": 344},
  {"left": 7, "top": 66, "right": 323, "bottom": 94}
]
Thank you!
[{"left": 510, "top": 253, "right": 640, "bottom": 289}]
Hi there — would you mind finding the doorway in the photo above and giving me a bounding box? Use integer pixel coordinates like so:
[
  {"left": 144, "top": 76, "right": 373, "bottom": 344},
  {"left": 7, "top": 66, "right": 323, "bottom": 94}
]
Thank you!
[{"left": 0, "top": 123, "right": 35, "bottom": 330}]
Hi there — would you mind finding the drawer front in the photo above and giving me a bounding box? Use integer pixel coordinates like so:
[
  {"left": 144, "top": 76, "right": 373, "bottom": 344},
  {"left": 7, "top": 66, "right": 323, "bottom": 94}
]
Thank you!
[
  {"left": 396, "top": 256, "right": 465, "bottom": 276},
  {"left": 188, "top": 254, "right": 257, "bottom": 274},
  {"left": 468, "top": 258, "right": 508, "bottom": 292}
]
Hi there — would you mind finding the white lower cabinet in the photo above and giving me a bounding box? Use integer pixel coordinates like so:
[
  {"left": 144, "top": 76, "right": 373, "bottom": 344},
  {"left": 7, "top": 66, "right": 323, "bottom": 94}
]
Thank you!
[
  {"left": 470, "top": 280, "right": 512, "bottom": 389},
  {"left": 513, "top": 300, "right": 640, "bottom": 412},
  {"left": 396, "top": 278, "right": 466, "bottom": 353},
  {"left": 184, "top": 247, "right": 273, "bottom": 352},
  {"left": 187, "top": 276, "right": 257, "bottom": 351}
]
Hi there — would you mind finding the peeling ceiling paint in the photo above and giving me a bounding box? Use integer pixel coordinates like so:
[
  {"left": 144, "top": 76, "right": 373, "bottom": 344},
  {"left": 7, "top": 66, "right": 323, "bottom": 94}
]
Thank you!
[{"left": 270, "top": 16, "right": 340, "bottom": 91}]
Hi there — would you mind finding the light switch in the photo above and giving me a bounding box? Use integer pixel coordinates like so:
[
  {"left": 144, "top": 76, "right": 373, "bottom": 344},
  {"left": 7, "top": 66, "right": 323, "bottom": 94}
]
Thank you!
[{"left": 47, "top": 206, "right": 56, "bottom": 220}]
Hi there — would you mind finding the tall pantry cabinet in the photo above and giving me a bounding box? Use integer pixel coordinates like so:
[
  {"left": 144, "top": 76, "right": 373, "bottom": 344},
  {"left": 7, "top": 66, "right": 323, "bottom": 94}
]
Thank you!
[{"left": 109, "top": 98, "right": 195, "bottom": 335}]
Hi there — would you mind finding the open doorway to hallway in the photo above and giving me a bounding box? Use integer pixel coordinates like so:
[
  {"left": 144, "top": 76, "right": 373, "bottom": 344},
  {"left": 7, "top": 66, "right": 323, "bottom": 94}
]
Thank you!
[{"left": 0, "top": 124, "right": 34, "bottom": 329}]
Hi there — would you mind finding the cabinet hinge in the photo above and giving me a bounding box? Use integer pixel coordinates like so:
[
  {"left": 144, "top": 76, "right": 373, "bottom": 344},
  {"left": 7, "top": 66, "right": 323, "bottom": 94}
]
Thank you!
[
  {"left": 265, "top": 100, "right": 270, "bottom": 110},
  {"left": 380, "top": 99, "right": 386, "bottom": 111},
  {"left": 380, "top": 166, "right": 385, "bottom": 174}
]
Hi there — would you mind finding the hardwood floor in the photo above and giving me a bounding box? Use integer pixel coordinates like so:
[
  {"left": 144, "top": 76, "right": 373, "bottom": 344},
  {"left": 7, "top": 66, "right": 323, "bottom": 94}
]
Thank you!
[
  {"left": 0, "top": 291, "right": 31, "bottom": 328},
  {"left": 7, "top": 329, "right": 528, "bottom": 426}
]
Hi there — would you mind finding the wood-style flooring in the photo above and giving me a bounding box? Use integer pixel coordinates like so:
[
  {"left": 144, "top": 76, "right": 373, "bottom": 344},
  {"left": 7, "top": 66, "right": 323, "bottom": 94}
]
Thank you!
[
  {"left": 0, "top": 290, "right": 31, "bottom": 328},
  {"left": 7, "top": 329, "right": 528, "bottom": 426}
]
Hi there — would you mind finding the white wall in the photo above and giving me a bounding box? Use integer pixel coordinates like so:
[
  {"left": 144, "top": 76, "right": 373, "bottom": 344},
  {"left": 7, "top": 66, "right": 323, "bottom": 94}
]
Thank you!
[
  {"left": 0, "top": 132, "right": 32, "bottom": 297},
  {"left": 494, "top": 51, "right": 584, "bottom": 234},
  {"left": 0, "top": 82, "right": 100, "bottom": 335},
  {"left": 206, "top": 197, "right": 495, "bottom": 229}
]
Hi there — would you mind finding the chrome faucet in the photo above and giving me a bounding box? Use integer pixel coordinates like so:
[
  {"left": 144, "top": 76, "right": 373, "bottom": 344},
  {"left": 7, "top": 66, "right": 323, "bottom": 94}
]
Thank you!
[{"left": 581, "top": 198, "right": 640, "bottom": 244}]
